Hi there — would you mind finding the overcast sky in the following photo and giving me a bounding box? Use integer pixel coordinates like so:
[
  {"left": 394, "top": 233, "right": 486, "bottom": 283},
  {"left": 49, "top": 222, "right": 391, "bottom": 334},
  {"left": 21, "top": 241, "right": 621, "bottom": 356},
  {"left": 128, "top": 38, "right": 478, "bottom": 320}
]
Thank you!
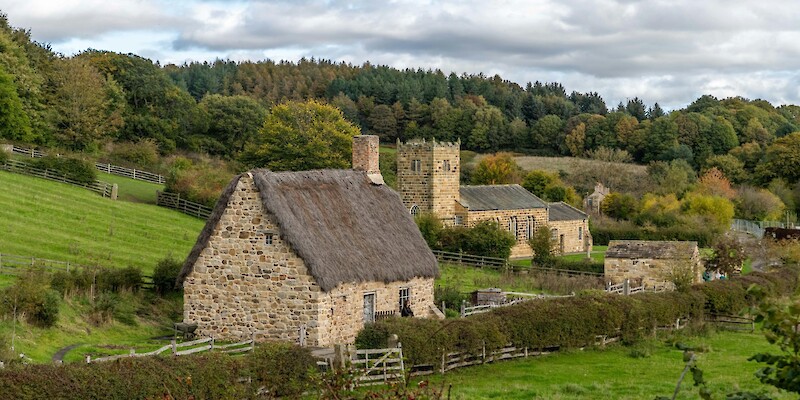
[{"left": 5, "top": 0, "right": 800, "bottom": 110}]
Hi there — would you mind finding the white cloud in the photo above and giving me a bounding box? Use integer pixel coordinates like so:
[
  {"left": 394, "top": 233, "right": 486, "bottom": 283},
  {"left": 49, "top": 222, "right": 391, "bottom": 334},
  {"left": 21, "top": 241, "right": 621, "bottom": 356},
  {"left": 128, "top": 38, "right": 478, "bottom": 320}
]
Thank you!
[{"left": 5, "top": 0, "right": 800, "bottom": 108}]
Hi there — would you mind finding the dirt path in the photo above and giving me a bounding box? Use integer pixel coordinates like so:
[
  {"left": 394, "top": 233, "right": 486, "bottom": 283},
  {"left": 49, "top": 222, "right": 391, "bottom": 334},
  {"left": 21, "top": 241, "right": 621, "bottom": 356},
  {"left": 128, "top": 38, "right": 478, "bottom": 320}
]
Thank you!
[{"left": 52, "top": 344, "right": 80, "bottom": 363}]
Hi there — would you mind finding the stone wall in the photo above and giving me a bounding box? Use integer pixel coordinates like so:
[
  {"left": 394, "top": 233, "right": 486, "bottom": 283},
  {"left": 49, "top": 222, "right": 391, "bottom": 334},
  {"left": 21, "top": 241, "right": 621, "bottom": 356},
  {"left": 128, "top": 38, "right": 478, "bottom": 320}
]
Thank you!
[
  {"left": 397, "top": 139, "right": 460, "bottom": 221},
  {"left": 604, "top": 255, "right": 702, "bottom": 288},
  {"left": 183, "top": 175, "right": 324, "bottom": 344},
  {"left": 466, "top": 208, "right": 548, "bottom": 259},
  {"left": 183, "top": 175, "right": 437, "bottom": 347},
  {"left": 549, "top": 218, "right": 592, "bottom": 254},
  {"left": 318, "top": 277, "right": 435, "bottom": 347}
]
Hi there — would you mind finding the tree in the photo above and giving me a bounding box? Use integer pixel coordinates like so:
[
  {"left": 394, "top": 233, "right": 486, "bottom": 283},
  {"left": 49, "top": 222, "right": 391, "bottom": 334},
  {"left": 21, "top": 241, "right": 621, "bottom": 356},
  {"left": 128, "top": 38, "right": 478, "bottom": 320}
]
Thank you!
[
  {"left": 643, "top": 117, "right": 679, "bottom": 162},
  {"left": 565, "top": 122, "right": 586, "bottom": 156},
  {"left": 601, "top": 192, "right": 639, "bottom": 220},
  {"left": 0, "top": 64, "right": 32, "bottom": 142},
  {"left": 647, "top": 159, "right": 696, "bottom": 197},
  {"left": 748, "top": 289, "right": 800, "bottom": 395},
  {"left": 705, "top": 236, "right": 746, "bottom": 276},
  {"left": 735, "top": 186, "right": 785, "bottom": 221},
  {"left": 461, "top": 220, "right": 516, "bottom": 260},
  {"left": 704, "top": 154, "right": 748, "bottom": 184},
  {"left": 696, "top": 168, "right": 736, "bottom": 199},
  {"left": 521, "top": 170, "right": 556, "bottom": 198},
  {"left": 756, "top": 132, "right": 800, "bottom": 184},
  {"left": 199, "top": 94, "right": 267, "bottom": 156},
  {"left": 529, "top": 225, "right": 556, "bottom": 265},
  {"left": 49, "top": 57, "right": 125, "bottom": 151},
  {"left": 367, "top": 104, "right": 397, "bottom": 141},
  {"left": 240, "top": 100, "right": 359, "bottom": 171},
  {"left": 531, "top": 114, "right": 563, "bottom": 150},
  {"left": 470, "top": 153, "right": 522, "bottom": 185},
  {"left": 681, "top": 193, "right": 735, "bottom": 231},
  {"left": 414, "top": 213, "right": 443, "bottom": 249}
]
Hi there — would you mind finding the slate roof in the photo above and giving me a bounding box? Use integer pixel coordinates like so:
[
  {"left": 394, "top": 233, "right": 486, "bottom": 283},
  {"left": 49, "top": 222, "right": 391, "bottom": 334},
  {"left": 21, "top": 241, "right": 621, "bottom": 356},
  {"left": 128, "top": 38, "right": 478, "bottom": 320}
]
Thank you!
[
  {"left": 605, "top": 240, "right": 698, "bottom": 260},
  {"left": 178, "top": 169, "right": 439, "bottom": 292},
  {"left": 458, "top": 185, "right": 547, "bottom": 211},
  {"left": 548, "top": 202, "right": 588, "bottom": 221}
]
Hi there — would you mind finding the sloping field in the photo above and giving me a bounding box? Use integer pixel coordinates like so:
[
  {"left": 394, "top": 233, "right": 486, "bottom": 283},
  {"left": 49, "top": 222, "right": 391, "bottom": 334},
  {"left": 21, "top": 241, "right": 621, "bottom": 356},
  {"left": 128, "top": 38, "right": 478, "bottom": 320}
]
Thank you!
[
  {"left": 513, "top": 155, "right": 646, "bottom": 176},
  {"left": 0, "top": 170, "right": 204, "bottom": 274}
]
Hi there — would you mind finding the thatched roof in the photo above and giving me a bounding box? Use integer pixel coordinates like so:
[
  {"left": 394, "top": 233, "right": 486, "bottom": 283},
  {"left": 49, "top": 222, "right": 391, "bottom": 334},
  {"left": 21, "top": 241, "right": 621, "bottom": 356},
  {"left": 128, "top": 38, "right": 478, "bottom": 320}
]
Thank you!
[
  {"left": 178, "top": 169, "right": 438, "bottom": 292},
  {"left": 605, "top": 240, "right": 698, "bottom": 260},
  {"left": 458, "top": 185, "right": 547, "bottom": 211},
  {"left": 548, "top": 202, "right": 587, "bottom": 222}
]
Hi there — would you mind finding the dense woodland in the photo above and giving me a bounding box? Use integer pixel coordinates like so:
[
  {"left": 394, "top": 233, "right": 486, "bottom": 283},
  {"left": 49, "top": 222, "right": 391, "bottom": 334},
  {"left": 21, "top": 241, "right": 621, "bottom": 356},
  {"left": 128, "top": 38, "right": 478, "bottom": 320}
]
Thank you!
[{"left": 2, "top": 13, "right": 800, "bottom": 221}]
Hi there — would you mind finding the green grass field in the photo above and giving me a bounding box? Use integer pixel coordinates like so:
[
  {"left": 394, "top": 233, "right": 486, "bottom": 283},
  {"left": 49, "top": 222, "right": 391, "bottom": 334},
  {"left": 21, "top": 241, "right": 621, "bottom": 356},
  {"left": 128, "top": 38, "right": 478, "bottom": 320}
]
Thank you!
[
  {"left": 95, "top": 172, "right": 163, "bottom": 204},
  {"left": 0, "top": 170, "right": 204, "bottom": 274},
  {"left": 436, "top": 264, "right": 544, "bottom": 294},
  {"left": 418, "top": 330, "right": 790, "bottom": 399}
]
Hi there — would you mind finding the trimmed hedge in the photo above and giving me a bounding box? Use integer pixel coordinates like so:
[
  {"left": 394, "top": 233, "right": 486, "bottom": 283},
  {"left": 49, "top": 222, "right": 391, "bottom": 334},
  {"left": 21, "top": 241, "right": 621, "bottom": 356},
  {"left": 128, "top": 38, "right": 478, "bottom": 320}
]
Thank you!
[
  {"left": 357, "top": 267, "right": 799, "bottom": 366},
  {"left": 591, "top": 224, "right": 717, "bottom": 247},
  {"left": 0, "top": 342, "right": 316, "bottom": 400}
]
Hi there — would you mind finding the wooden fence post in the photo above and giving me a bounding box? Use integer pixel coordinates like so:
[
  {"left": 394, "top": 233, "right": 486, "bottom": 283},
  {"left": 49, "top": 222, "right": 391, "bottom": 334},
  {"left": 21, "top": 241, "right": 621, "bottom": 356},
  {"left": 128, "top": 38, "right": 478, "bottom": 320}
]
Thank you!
[
  {"left": 171, "top": 339, "right": 177, "bottom": 355},
  {"left": 110, "top": 184, "right": 118, "bottom": 200},
  {"left": 86, "top": 355, "right": 91, "bottom": 364},
  {"left": 623, "top": 279, "right": 630, "bottom": 296},
  {"left": 460, "top": 300, "right": 466, "bottom": 318},
  {"left": 440, "top": 349, "right": 445, "bottom": 375}
]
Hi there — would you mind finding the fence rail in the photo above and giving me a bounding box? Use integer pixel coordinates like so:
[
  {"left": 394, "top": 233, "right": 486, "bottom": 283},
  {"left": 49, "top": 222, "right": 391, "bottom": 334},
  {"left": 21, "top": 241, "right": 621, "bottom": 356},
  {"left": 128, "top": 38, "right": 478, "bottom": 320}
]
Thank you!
[
  {"left": 526, "top": 264, "right": 604, "bottom": 277},
  {"left": 2, "top": 159, "right": 114, "bottom": 198},
  {"left": 432, "top": 250, "right": 508, "bottom": 270},
  {"left": 0, "top": 252, "right": 154, "bottom": 289},
  {"left": 460, "top": 293, "right": 575, "bottom": 317},
  {"left": 605, "top": 279, "right": 670, "bottom": 295},
  {"left": 705, "top": 314, "right": 755, "bottom": 332},
  {"left": 351, "top": 345, "right": 405, "bottom": 386},
  {"left": 95, "top": 162, "right": 165, "bottom": 184},
  {"left": 86, "top": 335, "right": 255, "bottom": 363},
  {"left": 156, "top": 191, "right": 213, "bottom": 220},
  {"left": 10, "top": 144, "right": 165, "bottom": 185},
  {"left": 731, "top": 218, "right": 796, "bottom": 239}
]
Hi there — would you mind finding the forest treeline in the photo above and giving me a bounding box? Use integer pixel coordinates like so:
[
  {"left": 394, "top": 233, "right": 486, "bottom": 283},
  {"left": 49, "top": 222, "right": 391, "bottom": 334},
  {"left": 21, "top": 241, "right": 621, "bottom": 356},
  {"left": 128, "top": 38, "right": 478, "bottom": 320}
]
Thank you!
[{"left": 2, "top": 13, "right": 800, "bottom": 190}]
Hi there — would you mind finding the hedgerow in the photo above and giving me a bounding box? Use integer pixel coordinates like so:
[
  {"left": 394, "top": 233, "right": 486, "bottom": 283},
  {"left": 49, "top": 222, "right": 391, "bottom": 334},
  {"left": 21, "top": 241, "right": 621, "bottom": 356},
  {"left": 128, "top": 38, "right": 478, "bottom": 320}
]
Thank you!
[
  {"left": 357, "top": 266, "right": 798, "bottom": 366},
  {"left": 0, "top": 342, "right": 316, "bottom": 400}
]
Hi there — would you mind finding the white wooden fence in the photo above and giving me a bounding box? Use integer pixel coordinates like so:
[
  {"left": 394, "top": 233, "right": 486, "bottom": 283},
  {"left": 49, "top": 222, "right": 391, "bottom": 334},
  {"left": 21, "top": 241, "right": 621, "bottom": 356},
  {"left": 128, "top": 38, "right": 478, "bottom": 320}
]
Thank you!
[
  {"left": 605, "top": 279, "right": 670, "bottom": 295},
  {"left": 10, "top": 145, "right": 165, "bottom": 185},
  {"left": 1, "top": 159, "right": 114, "bottom": 198},
  {"left": 460, "top": 292, "right": 576, "bottom": 317},
  {"left": 156, "top": 191, "right": 213, "bottom": 219},
  {"left": 85, "top": 335, "right": 255, "bottom": 363}
]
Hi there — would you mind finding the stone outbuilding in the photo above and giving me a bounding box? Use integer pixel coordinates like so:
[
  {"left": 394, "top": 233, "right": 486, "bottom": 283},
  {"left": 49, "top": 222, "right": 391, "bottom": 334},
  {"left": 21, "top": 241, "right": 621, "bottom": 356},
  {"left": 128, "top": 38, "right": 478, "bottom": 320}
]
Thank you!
[
  {"left": 604, "top": 240, "right": 702, "bottom": 288},
  {"left": 583, "top": 182, "right": 610, "bottom": 214},
  {"left": 396, "top": 138, "right": 592, "bottom": 258},
  {"left": 547, "top": 202, "right": 592, "bottom": 254},
  {"left": 178, "top": 136, "right": 439, "bottom": 347}
]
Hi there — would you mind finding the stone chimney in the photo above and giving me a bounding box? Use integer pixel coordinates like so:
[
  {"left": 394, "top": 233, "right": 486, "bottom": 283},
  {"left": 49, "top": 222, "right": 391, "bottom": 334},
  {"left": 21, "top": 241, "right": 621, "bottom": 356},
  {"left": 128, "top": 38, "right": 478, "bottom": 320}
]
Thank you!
[{"left": 352, "top": 135, "right": 384, "bottom": 185}]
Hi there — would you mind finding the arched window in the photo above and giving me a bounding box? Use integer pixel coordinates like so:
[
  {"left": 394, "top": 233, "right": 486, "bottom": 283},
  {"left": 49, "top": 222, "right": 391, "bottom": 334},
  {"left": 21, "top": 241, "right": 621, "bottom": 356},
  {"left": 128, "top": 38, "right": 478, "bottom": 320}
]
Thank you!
[
  {"left": 509, "top": 216, "right": 518, "bottom": 240},
  {"left": 410, "top": 205, "right": 420, "bottom": 216},
  {"left": 526, "top": 216, "right": 535, "bottom": 239}
]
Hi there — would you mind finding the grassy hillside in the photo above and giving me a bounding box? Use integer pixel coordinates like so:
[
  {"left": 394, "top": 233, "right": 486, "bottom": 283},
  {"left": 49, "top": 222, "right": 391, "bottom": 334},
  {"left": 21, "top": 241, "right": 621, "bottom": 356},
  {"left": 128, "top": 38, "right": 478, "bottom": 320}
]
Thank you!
[{"left": 0, "top": 170, "right": 204, "bottom": 274}]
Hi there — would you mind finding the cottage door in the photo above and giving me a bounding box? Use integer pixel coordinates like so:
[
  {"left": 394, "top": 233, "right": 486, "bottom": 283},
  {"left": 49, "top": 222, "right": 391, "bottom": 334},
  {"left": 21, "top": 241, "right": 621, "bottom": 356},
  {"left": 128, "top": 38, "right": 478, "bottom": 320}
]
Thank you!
[
  {"left": 363, "top": 293, "right": 375, "bottom": 323},
  {"left": 559, "top": 234, "right": 565, "bottom": 253}
]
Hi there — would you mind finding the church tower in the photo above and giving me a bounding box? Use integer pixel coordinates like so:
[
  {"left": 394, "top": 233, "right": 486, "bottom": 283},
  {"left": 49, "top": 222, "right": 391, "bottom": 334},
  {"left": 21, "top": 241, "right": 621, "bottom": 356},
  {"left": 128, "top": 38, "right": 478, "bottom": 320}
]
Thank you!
[{"left": 396, "top": 138, "right": 460, "bottom": 223}]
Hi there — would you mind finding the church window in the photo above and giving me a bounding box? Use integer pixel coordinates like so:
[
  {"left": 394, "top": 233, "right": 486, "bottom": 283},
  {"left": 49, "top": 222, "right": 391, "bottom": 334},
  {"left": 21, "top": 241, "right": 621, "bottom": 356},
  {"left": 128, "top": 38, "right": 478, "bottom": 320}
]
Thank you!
[
  {"left": 526, "top": 216, "right": 535, "bottom": 239},
  {"left": 442, "top": 160, "right": 450, "bottom": 172},
  {"left": 578, "top": 227, "right": 583, "bottom": 240},
  {"left": 509, "top": 216, "right": 518, "bottom": 239},
  {"left": 411, "top": 159, "right": 421, "bottom": 173},
  {"left": 410, "top": 205, "right": 420, "bottom": 216}
]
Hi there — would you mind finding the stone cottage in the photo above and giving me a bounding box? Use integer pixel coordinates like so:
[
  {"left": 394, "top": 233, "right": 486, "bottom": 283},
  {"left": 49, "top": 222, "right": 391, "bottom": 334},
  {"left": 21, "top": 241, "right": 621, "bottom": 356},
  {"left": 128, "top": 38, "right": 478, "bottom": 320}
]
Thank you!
[
  {"left": 178, "top": 135, "right": 439, "bottom": 347},
  {"left": 604, "top": 240, "right": 702, "bottom": 288},
  {"left": 547, "top": 202, "right": 592, "bottom": 254},
  {"left": 396, "top": 138, "right": 592, "bottom": 258},
  {"left": 583, "top": 182, "right": 610, "bottom": 214}
]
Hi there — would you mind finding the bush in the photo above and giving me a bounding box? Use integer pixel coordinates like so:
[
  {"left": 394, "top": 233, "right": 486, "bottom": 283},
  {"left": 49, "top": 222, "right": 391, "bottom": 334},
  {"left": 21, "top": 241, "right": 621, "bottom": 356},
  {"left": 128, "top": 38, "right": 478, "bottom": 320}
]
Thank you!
[
  {"left": 356, "top": 267, "right": 797, "bottom": 368},
  {"left": 103, "top": 139, "right": 160, "bottom": 171},
  {"left": 33, "top": 155, "right": 97, "bottom": 184},
  {"left": 434, "top": 285, "right": 468, "bottom": 311},
  {"left": 152, "top": 257, "right": 182, "bottom": 295},
  {"left": 96, "top": 267, "right": 142, "bottom": 293},
  {"left": 0, "top": 148, "right": 8, "bottom": 164},
  {"left": 50, "top": 267, "right": 141, "bottom": 296},
  {"left": 0, "top": 268, "right": 60, "bottom": 328},
  {"left": 249, "top": 342, "right": 316, "bottom": 397}
]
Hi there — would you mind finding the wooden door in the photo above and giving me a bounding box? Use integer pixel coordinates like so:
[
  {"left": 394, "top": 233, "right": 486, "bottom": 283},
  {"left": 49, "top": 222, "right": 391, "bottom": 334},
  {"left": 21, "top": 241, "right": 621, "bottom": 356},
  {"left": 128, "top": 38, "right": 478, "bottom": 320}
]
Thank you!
[{"left": 363, "top": 293, "right": 375, "bottom": 323}]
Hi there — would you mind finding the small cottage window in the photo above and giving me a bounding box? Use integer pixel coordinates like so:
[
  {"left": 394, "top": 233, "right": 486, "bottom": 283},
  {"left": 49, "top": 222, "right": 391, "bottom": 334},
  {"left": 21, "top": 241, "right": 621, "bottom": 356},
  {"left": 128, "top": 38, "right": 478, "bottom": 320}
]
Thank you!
[
  {"left": 411, "top": 159, "right": 421, "bottom": 173},
  {"left": 578, "top": 227, "right": 583, "bottom": 240},
  {"left": 265, "top": 233, "right": 273, "bottom": 245},
  {"left": 398, "top": 288, "right": 410, "bottom": 310},
  {"left": 442, "top": 160, "right": 450, "bottom": 172},
  {"left": 410, "top": 205, "right": 420, "bottom": 216},
  {"left": 550, "top": 228, "right": 558, "bottom": 241},
  {"left": 454, "top": 215, "right": 463, "bottom": 226}
]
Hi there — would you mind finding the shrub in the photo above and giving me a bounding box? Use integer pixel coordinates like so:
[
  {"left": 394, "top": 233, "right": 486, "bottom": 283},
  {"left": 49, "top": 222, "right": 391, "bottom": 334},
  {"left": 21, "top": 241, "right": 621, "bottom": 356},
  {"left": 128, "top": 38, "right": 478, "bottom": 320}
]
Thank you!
[
  {"left": 103, "top": 139, "right": 160, "bottom": 170},
  {"left": 33, "top": 155, "right": 97, "bottom": 184},
  {"left": 249, "top": 342, "right": 316, "bottom": 397},
  {"left": 0, "top": 268, "right": 60, "bottom": 328},
  {"left": 0, "top": 147, "right": 8, "bottom": 164},
  {"left": 152, "top": 257, "right": 182, "bottom": 295},
  {"left": 96, "top": 267, "right": 142, "bottom": 293},
  {"left": 434, "top": 285, "right": 468, "bottom": 311}
]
